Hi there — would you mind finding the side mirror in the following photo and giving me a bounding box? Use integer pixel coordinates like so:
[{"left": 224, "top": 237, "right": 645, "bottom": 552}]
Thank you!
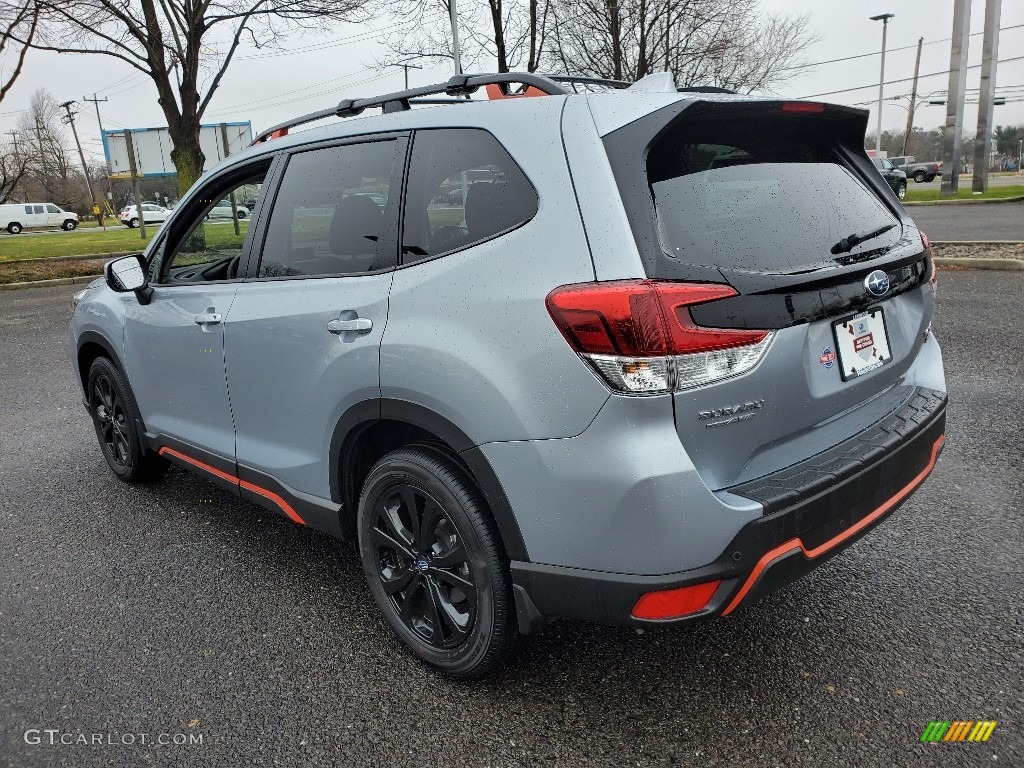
[{"left": 104, "top": 255, "right": 147, "bottom": 293}]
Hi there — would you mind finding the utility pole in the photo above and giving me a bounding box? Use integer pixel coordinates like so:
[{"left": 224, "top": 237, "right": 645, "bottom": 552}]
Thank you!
[
  {"left": 902, "top": 37, "right": 924, "bottom": 156},
  {"left": 123, "top": 129, "right": 146, "bottom": 240},
  {"left": 870, "top": 13, "right": 895, "bottom": 156},
  {"left": 449, "top": 0, "right": 462, "bottom": 75},
  {"left": 61, "top": 100, "right": 105, "bottom": 229},
  {"left": 33, "top": 118, "right": 49, "bottom": 182},
  {"left": 390, "top": 62, "right": 423, "bottom": 89},
  {"left": 84, "top": 93, "right": 113, "bottom": 211},
  {"left": 972, "top": 0, "right": 1002, "bottom": 193},
  {"left": 5, "top": 130, "right": 22, "bottom": 201},
  {"left": 941, "top": 0, "right": 972, "bottom": 196}
]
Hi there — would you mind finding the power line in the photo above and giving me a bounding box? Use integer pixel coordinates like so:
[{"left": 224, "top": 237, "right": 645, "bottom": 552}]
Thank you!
[
  {"left": 799, "top": 55, "right": 1024, "bottom": 99},
  {"left": 783, "top": 23, "right": 1024, "bottom": 76}
]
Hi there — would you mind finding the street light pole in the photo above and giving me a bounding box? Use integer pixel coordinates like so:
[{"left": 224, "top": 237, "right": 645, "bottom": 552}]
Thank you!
[
  {"left": 449, "top": 0, "right": 462, "bottom": 75},
  {"left": 870, "top": 13, "right": 895, "bottom": 156}
]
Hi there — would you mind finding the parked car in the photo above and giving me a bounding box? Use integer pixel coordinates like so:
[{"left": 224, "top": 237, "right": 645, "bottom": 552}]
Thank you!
[
  {"left": 0, "top": 202, "right": 79, "bottom": 234},
  {"left": 71, "top": 72, "right": 947, "bottom": 678},
  {"left": 120, "top": 203, "right": 172, "bottom": 228},
  {"left": 872, "top": 156, "right": 908, "bottom": 199},
  {"left": 206, "top": 199, "right": 249, "bottom": 220},
  {"left": 888, "top": 156, "right": 943, "bottom": 183}
]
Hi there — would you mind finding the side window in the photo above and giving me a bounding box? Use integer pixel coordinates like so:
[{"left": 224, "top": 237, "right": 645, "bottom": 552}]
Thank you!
[
  {"left": 46, "top": 204, "right": 60, "bottom": 213},
  {"left": 24, "top": 206, "right": 31, "bottom": 215},
  {"left": 33, "top": 205, "right": 44, "bottom": 214},
  {"left": 258, "top": 139, "right": 399, "bottom": 278},
  {"left": 154, "top": 164, "right": 269, "bottom": 285},
  {"left": 401, "top": 129, "right": 537, "bottom": 264}
]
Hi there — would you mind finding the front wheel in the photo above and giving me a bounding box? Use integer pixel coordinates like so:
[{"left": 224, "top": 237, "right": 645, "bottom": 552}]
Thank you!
[
  {"left": 62, "top": 219, "right": 78, "bottom": 231},
  {"left": 87, "top": 357, "right": 166, "bottom": 483},
  {"left": 897, "top": 182, "right": 907, "bottom": 200},
  {"left": 913, "top": 171, "right": 927, "bottom": 183},
  {"left": 358, "top": 445, "right": 517, "bottom": 678},
  {"left": 7, "top": 222, "right": 22, "bottom": 234},
  {"left": 235, "top": 210, "right": 247, "bottom": 220}
]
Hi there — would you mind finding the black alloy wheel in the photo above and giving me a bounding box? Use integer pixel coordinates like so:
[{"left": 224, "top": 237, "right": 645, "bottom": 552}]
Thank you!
[
  {"left": 87, "top": 357, "right": 166, "bottom": 483},
  {"left": 358, "top": 445, "right": 516, "bottom": 678}
]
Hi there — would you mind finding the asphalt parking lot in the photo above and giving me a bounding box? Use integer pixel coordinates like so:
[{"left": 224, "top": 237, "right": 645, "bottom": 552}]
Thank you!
[
  {"left": 909, "top": 201, "right": 1024, "bottom": 242},
  {"left": 0, "top": 272, "right": 1021, "bottom": 767}
]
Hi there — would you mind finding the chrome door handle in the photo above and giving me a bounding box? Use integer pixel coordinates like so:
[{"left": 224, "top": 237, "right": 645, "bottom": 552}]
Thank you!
[
  {"left": 194, "top": 310, "right": 223, "bottom": 325},
  {"left": 327, "top": 317, "right": 372, "bottom": 334}
]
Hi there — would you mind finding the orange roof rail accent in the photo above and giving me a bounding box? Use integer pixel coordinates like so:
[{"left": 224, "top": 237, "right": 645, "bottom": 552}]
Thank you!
[{"left": 485, "top": 83, "right": 549, "bottom": 100}]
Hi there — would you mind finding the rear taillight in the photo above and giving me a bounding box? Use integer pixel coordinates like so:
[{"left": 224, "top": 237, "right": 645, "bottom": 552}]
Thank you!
[
  {"left": 781, "top": 101, "right": 825, "bottom": 113},
  {"left": 546, "top": 280, "right": 772, "bottom": 394}
]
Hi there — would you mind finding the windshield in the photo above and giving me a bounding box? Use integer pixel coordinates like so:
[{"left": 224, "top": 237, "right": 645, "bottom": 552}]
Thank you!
[{"left": 647, "top": 123, "right": 901, "bottom": 274}]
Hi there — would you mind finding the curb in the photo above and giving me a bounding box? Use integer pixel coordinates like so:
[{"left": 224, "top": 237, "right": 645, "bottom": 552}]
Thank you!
[
  {"left": 932, "top": 240, "right": 1022, "bottom": 245},
  {"left": 934, "top": 257, "right": 1024, "bottom": 271},
  {"left": 0, "top": 252, "right": 130, "bottom": 265},
  {"left": 905, "top": 195, "right": 1024, "bottom": 206},
  {"left": 0, "top": 274, "right": 102, "bottom": 291}
]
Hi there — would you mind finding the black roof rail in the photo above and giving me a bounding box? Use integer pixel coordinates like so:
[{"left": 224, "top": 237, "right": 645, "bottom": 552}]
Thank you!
[
  {"left": 251, "top": 72, "right": 572, "bottom": 145},
  {"left": 543, "top": 75, "right": 633, "bottom": 90}
]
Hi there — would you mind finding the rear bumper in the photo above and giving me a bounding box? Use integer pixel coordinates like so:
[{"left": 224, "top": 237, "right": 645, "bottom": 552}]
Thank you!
[{"left": 510, "top": 387, "right": 947, "bottom": 630}]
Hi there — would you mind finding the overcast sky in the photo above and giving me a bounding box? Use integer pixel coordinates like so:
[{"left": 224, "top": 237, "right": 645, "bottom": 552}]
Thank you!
[{"left": 0, "top": 0, "right": 1021, "bottom": 164}]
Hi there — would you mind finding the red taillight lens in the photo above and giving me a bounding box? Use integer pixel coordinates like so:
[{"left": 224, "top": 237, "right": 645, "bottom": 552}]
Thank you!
[
  {"left": 631, "top": 580, "right": 722, "bottom": 620},
  {"left": 545, "top": 280, "right": 767, "bottom": 357},
  {"left": 781, "top": 101, "right": 825, "bottom": 113}
]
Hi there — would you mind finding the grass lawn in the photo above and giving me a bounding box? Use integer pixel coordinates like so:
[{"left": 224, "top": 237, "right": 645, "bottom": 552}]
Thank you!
[
  {"left": 904, "top": 185, "right": 1024, "bottom": 203},
  {"left": 0, "top": 220, "right": 248, "bottom": 262}
]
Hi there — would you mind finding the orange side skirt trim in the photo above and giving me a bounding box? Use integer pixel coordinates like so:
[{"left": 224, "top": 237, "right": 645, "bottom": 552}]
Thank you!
[
  {"left": 721, "top": 434, "right": 944, "bottom": 616},
  {"left": 157, "top": 446, "right": 306, "bottom": 526}
]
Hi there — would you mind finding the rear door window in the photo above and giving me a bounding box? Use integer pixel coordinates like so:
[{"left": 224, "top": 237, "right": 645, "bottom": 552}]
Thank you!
[{"left": 401, "top": 129, "right": 537, "bottom": 264}]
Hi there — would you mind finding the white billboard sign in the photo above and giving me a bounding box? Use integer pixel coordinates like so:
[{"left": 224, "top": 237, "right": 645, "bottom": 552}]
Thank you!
[{"left": 102, "top": 122, "right": 253, "bottom": 178}]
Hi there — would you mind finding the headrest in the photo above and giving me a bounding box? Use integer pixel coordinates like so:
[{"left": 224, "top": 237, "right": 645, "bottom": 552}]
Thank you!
[{"left": 329, "top": 195, "right": 383, "bottom": 255}]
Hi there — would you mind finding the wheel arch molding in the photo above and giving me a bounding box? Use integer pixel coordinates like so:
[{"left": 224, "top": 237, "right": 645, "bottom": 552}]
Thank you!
[{"left": 329, "top": 398, "right": 530, "bottom": 562}]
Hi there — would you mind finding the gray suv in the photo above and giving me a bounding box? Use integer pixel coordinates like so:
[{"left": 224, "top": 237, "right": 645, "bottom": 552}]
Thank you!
[{"left": 70, "top": 73, "right": 947, "bottom": 678}]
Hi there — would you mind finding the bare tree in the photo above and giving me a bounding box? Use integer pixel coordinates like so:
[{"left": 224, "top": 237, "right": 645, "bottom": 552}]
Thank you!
[
  {"left": 548, "top": 0, "right": 814, "bottom": 92},
  {"left": 0, "top": 0, "right": 39, "bottom": 104},
  {"left": 381, "top": 0, "right": 549, "bottom": 73},
  {"left": 28, "top": 1, "right": 374, "bottom": 199},
  {"left": 15, "top": 87, "right": 88, "bottom": 207},
  {"left": 0, "top": 146, "right": 29, "bottom": 202}
]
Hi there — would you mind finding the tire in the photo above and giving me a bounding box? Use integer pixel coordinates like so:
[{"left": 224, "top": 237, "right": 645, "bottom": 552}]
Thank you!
[
  {"left": 128, "top": 217, "right": 139, "bottom": 228},
  {"left": 235, "top": 210, "right": 247, "bottom": 220},
  {"left": 62, "top": 219, "right": 78, "bottom": 231},
  {"left": 7, "top": 222, "right": 22, "bottom": 234},
  {"left": 897, "top": 182, "right": 907, "bottom": 200},
  {"left": 357, "top": 444, "right": 516, "bottom": 678},
  {"left": 913, "top": 171, "right": 927, "bottom": 183},
  {"left": 86, "top": 357, "right": 166, "bottom": 483}
]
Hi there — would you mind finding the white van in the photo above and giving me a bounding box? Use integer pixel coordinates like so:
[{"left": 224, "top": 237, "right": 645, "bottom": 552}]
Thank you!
[{"left": 0, "top": 203, "right": 80, "bottom": 234}]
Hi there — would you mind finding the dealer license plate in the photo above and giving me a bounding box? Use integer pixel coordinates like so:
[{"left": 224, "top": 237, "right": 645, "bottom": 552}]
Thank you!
[{"left": 832, "top": 308, "right": 892, "bottom": 381}]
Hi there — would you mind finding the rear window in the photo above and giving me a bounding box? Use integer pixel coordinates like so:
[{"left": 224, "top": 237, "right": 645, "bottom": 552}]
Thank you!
[{"left": 645, "top": 118, "right": 901, "bottom": 275}]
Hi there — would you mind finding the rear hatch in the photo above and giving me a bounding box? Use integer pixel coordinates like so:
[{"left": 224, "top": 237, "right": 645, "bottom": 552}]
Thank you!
[{"left": 601, "top": 99, "right": 934, "bottom": 490}]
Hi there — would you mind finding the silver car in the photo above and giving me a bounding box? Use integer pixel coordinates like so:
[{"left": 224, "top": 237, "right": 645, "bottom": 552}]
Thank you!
[{"left": 71, "top": 73, "right": 947, "bottom": 678}]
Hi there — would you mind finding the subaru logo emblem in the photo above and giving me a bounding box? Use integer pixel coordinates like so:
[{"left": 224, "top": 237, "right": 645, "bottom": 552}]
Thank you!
[
  {"left": 416, "top": 559, "right": 429, "bottom": 572},
  {"left": 865, "top": 270, "right": 890, "bottom": 297}
]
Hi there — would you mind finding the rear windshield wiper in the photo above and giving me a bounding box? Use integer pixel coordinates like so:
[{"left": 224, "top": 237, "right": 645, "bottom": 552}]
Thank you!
[{"left": 830, "top": 223, "right": 897, "bottom": 255}]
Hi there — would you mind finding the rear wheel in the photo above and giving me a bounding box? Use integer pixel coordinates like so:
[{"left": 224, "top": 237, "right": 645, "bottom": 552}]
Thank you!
[
  {"left": 357, "top": 445, "right": 516, "bottom": 678},
  {"left": 235, "top": 210, "right": 247, "bottom": 220},
  {"left": 62, "top": 219, "right": 78, "bottom": 231},
  {"left": 7, "top": 222, "right": 22, "bottom": 234},
  {"left": 913, "top": 171, "right": 927, "bottom": 183},
  {"left": 897, "top": 182, "right": 907, "bottom": 200},
  {"left": 87, "top": 357, "right": 166, "bottom": 483},
  {"left": 128, "top": 217, "right": 139, "bottom": 228}
]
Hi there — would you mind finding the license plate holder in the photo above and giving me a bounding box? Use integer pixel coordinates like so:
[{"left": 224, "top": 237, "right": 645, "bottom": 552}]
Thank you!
[{"left": 832, "top": 308, "right": 892, "bottom": 381}]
